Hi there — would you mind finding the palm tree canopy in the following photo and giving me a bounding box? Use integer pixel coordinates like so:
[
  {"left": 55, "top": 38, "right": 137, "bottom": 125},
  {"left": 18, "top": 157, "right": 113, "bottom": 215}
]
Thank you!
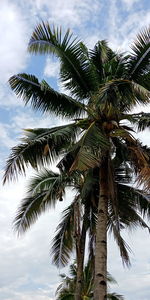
[{"left": 4, "top": 23, "right": 150, "bottom": 194}]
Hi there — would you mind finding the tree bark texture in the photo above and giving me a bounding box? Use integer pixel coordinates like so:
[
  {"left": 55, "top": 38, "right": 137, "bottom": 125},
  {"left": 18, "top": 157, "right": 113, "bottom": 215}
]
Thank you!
[
  {"left": 94, "top": 156, "right": 108, "bottom": 300},
  {"left": 75, "top": 213, "right": 87, "bottom": 300}
]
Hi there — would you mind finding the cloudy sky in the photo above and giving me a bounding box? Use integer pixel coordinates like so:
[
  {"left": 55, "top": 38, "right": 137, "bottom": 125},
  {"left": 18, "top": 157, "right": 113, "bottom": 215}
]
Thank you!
[{"left": 0, "top": 0, "right": 150, "bottom": 299}]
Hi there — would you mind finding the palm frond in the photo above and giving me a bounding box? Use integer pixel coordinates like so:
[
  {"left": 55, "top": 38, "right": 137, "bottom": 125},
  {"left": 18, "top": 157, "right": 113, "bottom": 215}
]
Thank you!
[
  {"left": 3, "top": 123, "right": 79, "bottom": 183},
  {"left": 69, "top": 122, "right": 110, "bottom": 172},
  {"left": 131, "top": 82, "right": 150, "bottom": 105},
  {"left": 51, "top": 201, "right": 77, "bottom": 267},
  {"left": 129, "top": 26, "right": 150, "bottom": 79},
  {"left": 137, "top": 166, "right": 150, "bottom": 192},
  {"left": 26, "top": 169, "right": 70, "bottom": 199},
  {"left": 13, "top": 191, "right": 55, "bottom": 234},
  {"left": 135, "top": 190, "right": 150, "bottom": 218},
  {"left": 13, "top": 169, "right": 71, "bottom": 234},
  {"left": 109, "top": 183, "right": 150, "bottom": 243},
  {"left": 126, "top": 141, "right": 150, "bottom": 191},
  {"left": 9, "top": 74, "right": 85, "bottom": 117},
  {"left": 108, "top": 215, "right": 131, "bottom": 267},
  {"left": 135, "top": 71, "right": 150, "bottom": 90},
  {"left": 97, "top": 79, "right": 136, "bottom": 111},
  {"left": 107, "top": 273, "right": 117, "bottom": 285},
  {"left": 107, "top": 293, "right": 125, "bottom": 300},
  {"left": 128, "top": 112, "right": 150, "bottom": 131},
  {"left": 89, "top": 40, "right": 114, "bottom": 82},
  {"left": 28, "top": 22, "right": 97, "bottom": 98}
]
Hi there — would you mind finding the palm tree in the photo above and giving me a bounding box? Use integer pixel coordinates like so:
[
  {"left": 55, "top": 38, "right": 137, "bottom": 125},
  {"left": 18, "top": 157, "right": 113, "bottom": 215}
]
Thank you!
[
  {"left": 56, "top": 261, "right": 125, "bottom": 300},
  {"left": 12, "top": 164, "right": 150, "bottom": 300},
  {"left": 4, "top": 23, "right": 150, "bottom": 300},
  {"left": 13, "top": 168, "right": 97, "bottom": 300}
]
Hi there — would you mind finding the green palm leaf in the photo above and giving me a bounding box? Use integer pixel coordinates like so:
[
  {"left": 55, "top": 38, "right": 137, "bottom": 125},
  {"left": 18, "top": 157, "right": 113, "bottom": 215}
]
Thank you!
[
  {"left": 9, "top": 73, "right": 85, "bottom": 117},
  {"left": 51, "top": 201, "right": 76, "bottom": 267},
  {"left": 129, "top": 26, "right": 150, "bottom": 79},
  {"left": 118, "top": 183, "right": 150, "bottom": 221},
  {"left": 108, "top": 216, "right": 131, "bottom": 266},
  {"left": 28, "top": 22, "right": 97, "bottom": 98},
  {"left": 128, "top": 112, "right": 150, "bottom": 131},
  {"left": 13, "top": 192, "right": 50, "bottom": 234},
  {"left": 69, "top": 122, "right": 110, "bottom": 172},
  {"left": 3, "top": 123, "right": 78, "bottom": 183},
  {"left": 131, "top": 82, "right": 150, "bottom": 105},
  {"left": 13, "top": 170, "right": 69, "bottom": 234},
  {"left": 97, "top": 79, "right": 136, "bottom": 111},
  {"left": 107, "top": 293, "right": 124, "bottom": 300}
]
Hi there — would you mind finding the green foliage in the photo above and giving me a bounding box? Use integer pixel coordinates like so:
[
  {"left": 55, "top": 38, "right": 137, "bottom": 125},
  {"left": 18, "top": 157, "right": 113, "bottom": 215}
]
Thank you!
[
  {"left": 3, "top": 123, "right": 78, "bottom": 183},
  {"left": 51, "top": 200, "right": 76, "bottom": 267},
  {"left": 129, "top": 26, "right": 150, "bottom": 79},
  {"left": 28, "top": 23, "right": 98, "bottom": 99},
  {"left": 56, "top": 262, "right": 125, "bottom": 300},
  {"left": 9, "top": 74, "right": 85, "bottom": 117},
  {"left": 5, "top": 24, "right": 150, "bottom": 192},
  {"left": 4, "top": 23, "right": 150, "bottom": 300}
]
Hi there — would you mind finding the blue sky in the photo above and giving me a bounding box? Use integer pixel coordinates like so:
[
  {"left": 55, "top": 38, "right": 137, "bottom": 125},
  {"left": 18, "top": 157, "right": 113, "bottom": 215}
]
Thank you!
[{"left": 0, "top": 0, "right": 150, "bottom": 299}]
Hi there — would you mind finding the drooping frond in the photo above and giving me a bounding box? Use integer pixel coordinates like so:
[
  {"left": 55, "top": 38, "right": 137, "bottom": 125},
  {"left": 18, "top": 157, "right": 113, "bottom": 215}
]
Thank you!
[
  {"left": 51, "top": 201, "right": 77, "bottom": 268},
  {"left": 26, "top": 169, "right": 68, "bottom": 198},
  {"left": 3, "top": 123, "right": 79, "bottom": 183},
  {"left": 28, "top": 22, "right": 97, "bottom": 98},
  {"left": 9, "top": 74, "right": 85, "bottom": 117},
  {"left": 118, "top": 183, "right": 150, "bottom": 221},
  {"left": 107, "top": 273, "right": 117, "bottom": 285},
  {"left": 13, "top": 170, "right": 69, "bottom": 234},
  {"left": 126, "top": 141, "right": 150, "bottom": 191},
  {"left": 107, "top": 293, "right": 125, "bottom": 300},
  {"left": 128, "top": 112, "right": 150, "bottom": 131},
  {"left": 131, "top": 82, "right": 150, "bottom": 105},
  {"left": 135, "top": 71, "right": 150, "bottom": 90},
  {"left": 113, "top": 132, "right": 150, "bottom": 192},
  {"left": 13, "top": 191, "right": 54, "bottom": 234},
  {"left": 108, "top": 215, "right": 131, "bottom": 267}
]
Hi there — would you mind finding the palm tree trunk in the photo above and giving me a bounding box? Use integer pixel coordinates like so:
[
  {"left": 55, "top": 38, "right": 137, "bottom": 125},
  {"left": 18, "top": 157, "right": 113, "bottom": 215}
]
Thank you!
[
  {"left": 75, "top": 212, "right": 87, "bottom": 300},
  {"left": 94, "top": 156, "right": 108, "bottom": 300}
]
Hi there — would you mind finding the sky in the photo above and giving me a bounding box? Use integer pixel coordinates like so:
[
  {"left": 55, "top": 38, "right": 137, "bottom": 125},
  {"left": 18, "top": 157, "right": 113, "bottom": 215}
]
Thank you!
[{"left": 0, "top": 0, "right": 150, "bottom": 299}]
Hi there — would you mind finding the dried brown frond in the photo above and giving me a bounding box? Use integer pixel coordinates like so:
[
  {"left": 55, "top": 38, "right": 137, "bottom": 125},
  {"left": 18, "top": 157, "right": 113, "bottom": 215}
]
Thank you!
[{"left": 136, "top": 166, "right": 150, "bottom": 192}]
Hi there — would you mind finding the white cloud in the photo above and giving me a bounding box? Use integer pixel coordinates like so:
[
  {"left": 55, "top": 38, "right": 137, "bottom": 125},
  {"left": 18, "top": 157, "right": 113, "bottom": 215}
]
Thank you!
[
  {"left": 107, "top": 0, "right": 150, "bottom": 52},
  {"left": 108, "top": 228, "right": 150, "bottom": 299},
  {"left": 43, "top": 58, "right": 60, "bottom": 78},
  {"left": 0, "top": 123, "right": 16, "bottom": 148},
  {"left": 0, "top": 1, "right": 29, "bottom": 84},
  {"left": 121, "top": 0, "right": 141, "bottom": 9},
  {"left": 11, "top": 110, "right": 67, "bottom": 133},
  {"left": 26, "top": 0, "right": 102, "bottom": 28},
  {"left": 0, "top": 83, "right": 24, "bottom": 108}
]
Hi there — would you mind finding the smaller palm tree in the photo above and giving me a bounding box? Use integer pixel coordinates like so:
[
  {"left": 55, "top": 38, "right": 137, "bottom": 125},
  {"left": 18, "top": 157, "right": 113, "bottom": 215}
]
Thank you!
[
  {"left": 56, "top": 261, "right": 125, "bottom": 300},
  {"left": 13, "top": 164, "right": 150, "bottom": 300}
]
